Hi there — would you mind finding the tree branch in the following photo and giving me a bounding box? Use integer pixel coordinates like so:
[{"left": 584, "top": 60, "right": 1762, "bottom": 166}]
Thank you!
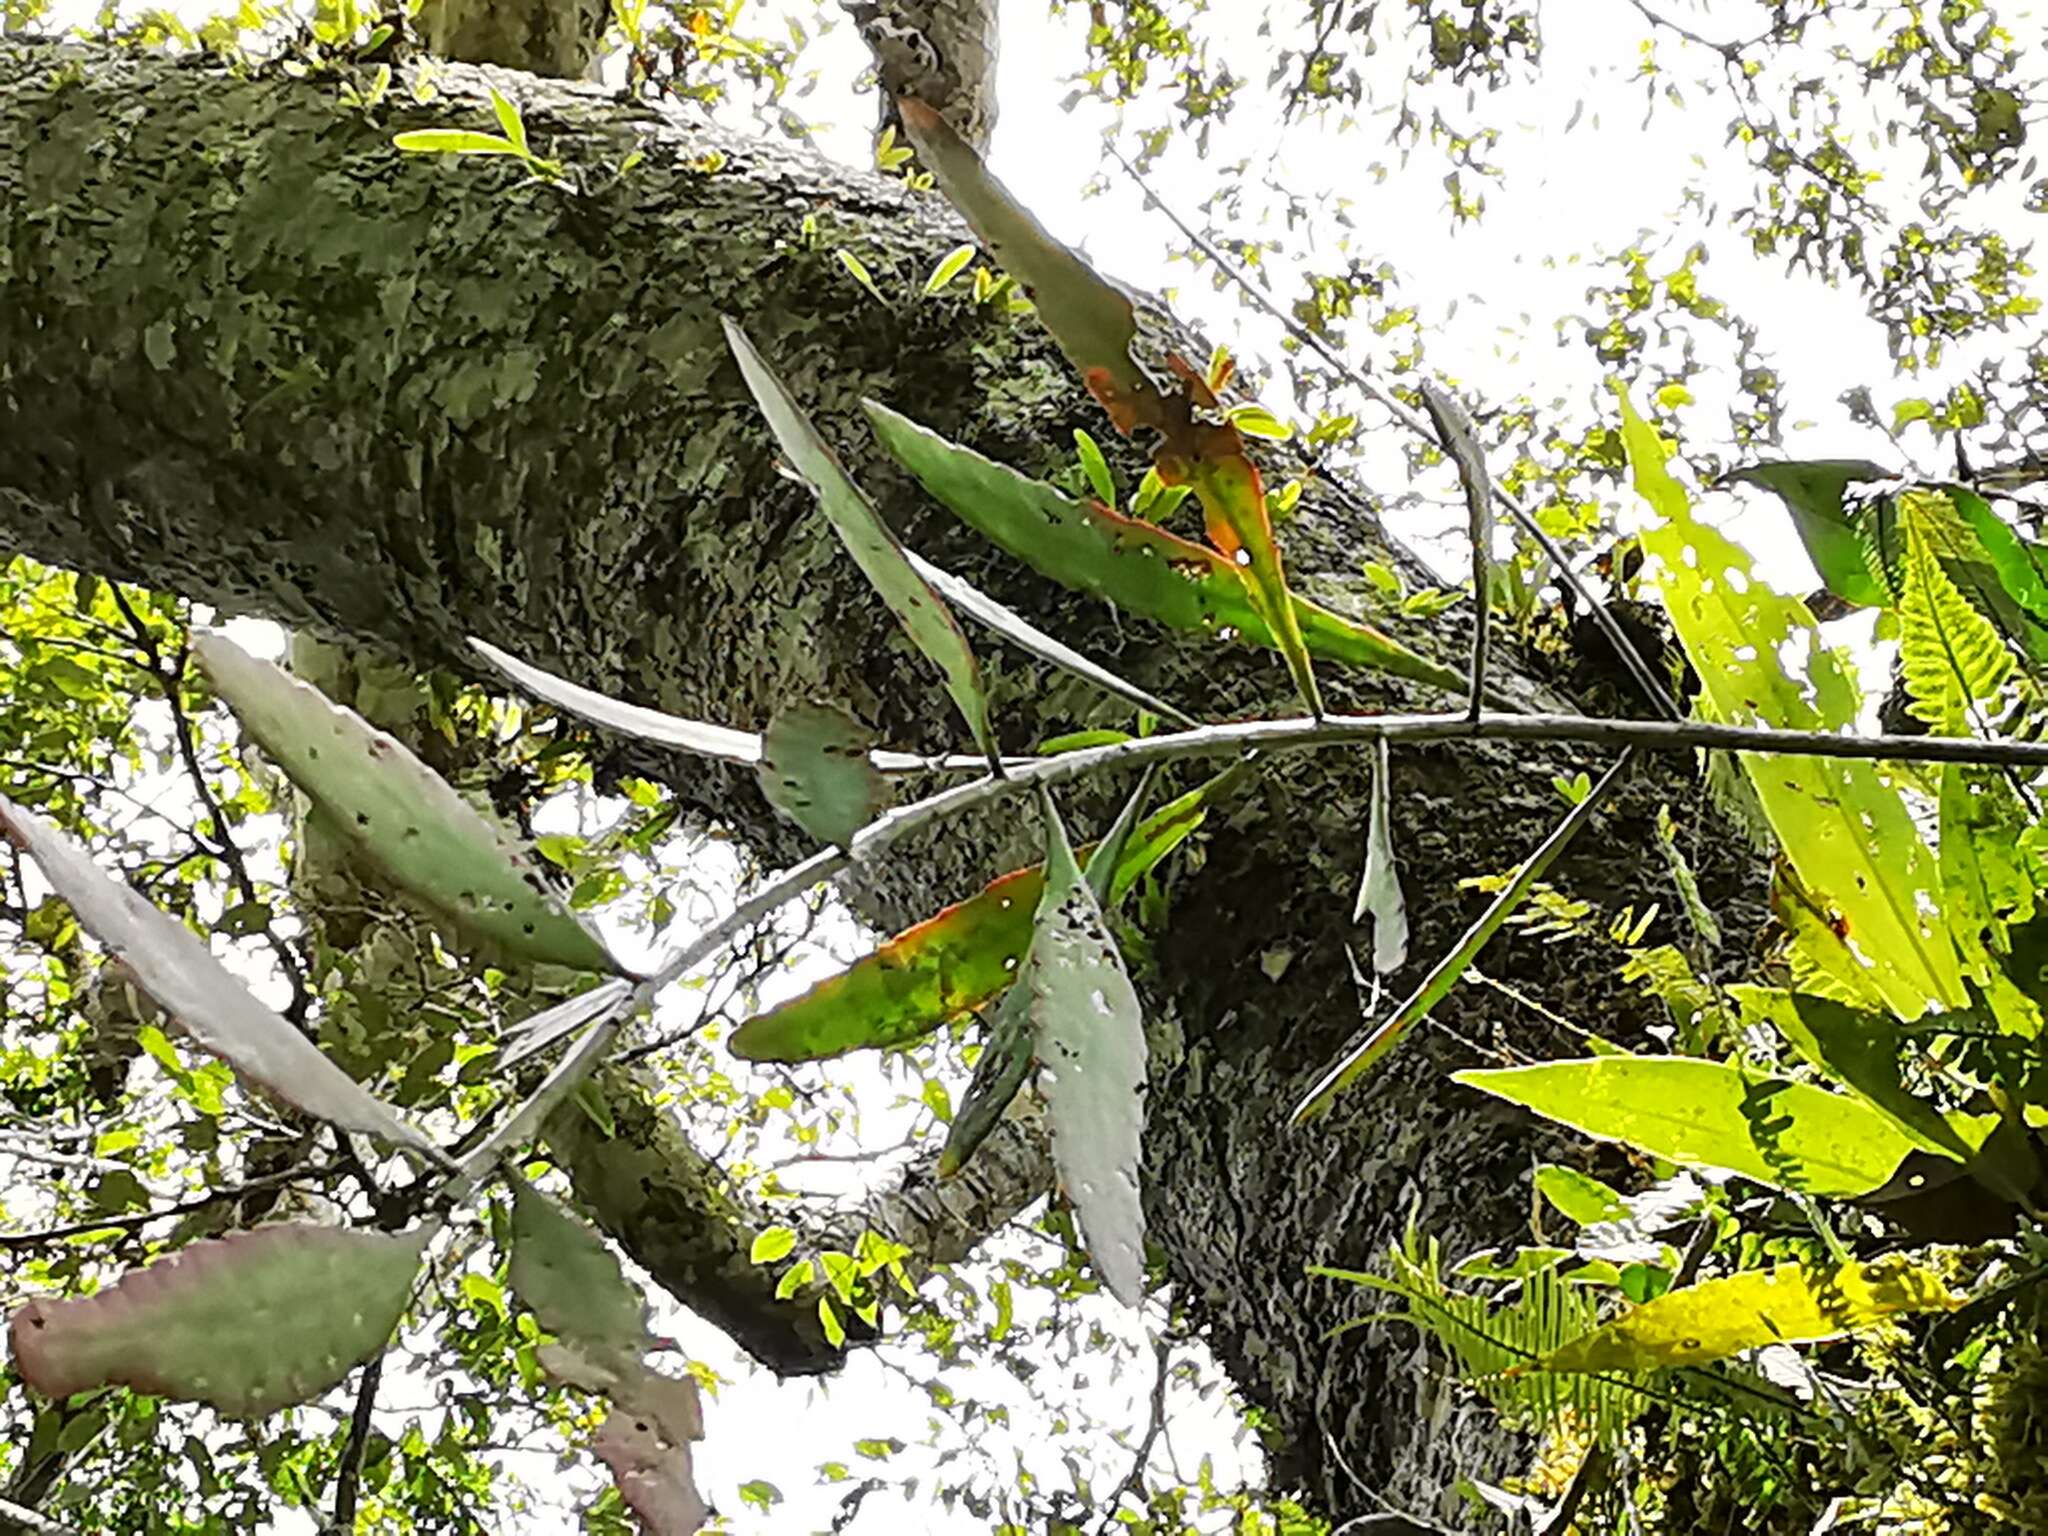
[{"left": 326, "top": 1354, "right": 385, "bottom": 1534}]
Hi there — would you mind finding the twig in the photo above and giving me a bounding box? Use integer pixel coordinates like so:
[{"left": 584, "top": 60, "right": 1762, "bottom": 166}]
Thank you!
[
  {"left": 1538, "top": 1444, "right": 1611, "bottom": 1536},
  {"left": 1619, "top": 0, "right": 1740, "bottom": 57},
  {"left": 0, "top": 1161, "right": 333, "bottom": 1249},
  {"left": 1104, "top": 145, "right": 1681, "bottom": 723},
  {"left": 107, "top": 587, "right": 313, "bottom": 1023},
  {"left": 1098, "top": 1337, "right": 1173, "bottom": 1533},
  {"left": 327, "top": 1353, "right": 384, "bottom": 1534},
  {"left": 1419, "top": 381, "right": 1495, "bottom": 722}
]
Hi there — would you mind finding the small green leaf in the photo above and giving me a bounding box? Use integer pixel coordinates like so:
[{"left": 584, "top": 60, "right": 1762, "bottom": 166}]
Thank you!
[
  {"left": 1038, "top": 729, "right": 1133, "bottom": 754},
  {"left": 817, "top": 1294, "right": 846, "bottom": 1347},
  {"left": 1454, "top": 1055, "right": 1919, "bottom": 1197},
  {"left": 924, "top": 242, "right": 977, "bottom": 295},
  {"left": 486, "top": 85, "right": 528, "bottom": 154},
  {"left": 1533, "top": 1165, "right": 1629, "bottom": 1227},
  {"left": 1540, "top": 1257, "right": 1955, "bottom": 1373},
  {"left": 835, "top": 249, "right": 884, "bottom": 303},
  {"left": 1224, "top": 404, "right": 1292, "bottom": 440},
  {"left": 1074, "top": 429, "right": 1116, "bottom": 507},
  {"left": 750, "top": 1227, "right": 798, "bottom": 1265},
  {"left": 392, "top": 129, "right": 523, "bottom": 156},
  {"left": 775, "top": 1259, "right": 814, "bottom": 1299}
]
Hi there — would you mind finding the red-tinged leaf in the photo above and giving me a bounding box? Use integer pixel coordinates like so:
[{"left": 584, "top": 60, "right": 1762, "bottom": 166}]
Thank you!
[
  {"left": 730, "top": 771, "right": 1236, "bottom": 1062},
  {"left": 1185, "top": 450, "right": 1322, "bottom": 717},
  {"left": 897, "top": 98, "right": 1168, "bottom": 438},
  {"left": 865, "top": 402, "right": 1466, "bottom": 695},
  {"left": 594, "top": 1401, "right": 709, "bottom": 1535},
  {"left": 9, "top": 1223, "right": 430, "bottom": 1418}
]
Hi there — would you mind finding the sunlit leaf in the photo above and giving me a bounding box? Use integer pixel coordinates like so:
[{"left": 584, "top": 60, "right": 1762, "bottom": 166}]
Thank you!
[
  {"left": 1539, "top": 1256, "right": 1955, "bottom": 1372},
  {"left": 0, "top": 795, "right": 438, "bottom": 1154},
  {"left": 192, "top": 631, "right": 618, "bottom": 974},
  {"left": 724, "top": 321, "right": 996, "bottom": 764},
  {"left": 896, "top": 99, "right": 1166, "bottom": 435},
  {"left": 9, "top": 1223, "right": 430, "bottom": 1417},
  {"left": 1624, "top": 391, "right": 1962, "bottom": 1018},
  {"left": 1534, "top": 1165, "right": 1629, "bottom": 1227},
  {"left": 731, "top": 768, "right": 1238, "bottom": 1062},
  {"left": 923, "top": 242, "right": 976, "bottom": 295},
  {"left": 391, "top": 129, "right": 523, "bottom": 156},
  {"left": 1897, "top": 492, "right": 2014, "bottom": 732},
  {"left": 1027, "top": 790, "right": 1147, "bottom": 1307},
  {"left": 1454, "top": 1055, "right": 1919, "bottom": 1197},
  {"left": 866, "top": 401, "right": 1465, "bottom": 695}
]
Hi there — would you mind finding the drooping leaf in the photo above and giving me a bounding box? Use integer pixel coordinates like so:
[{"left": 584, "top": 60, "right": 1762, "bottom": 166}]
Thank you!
[
  {"left": 731, "top": 768, "right": 1237, "bottom": 1062},
  {"left": 903, "top": 550, "right": 1197, "bottom": 727},
  {"left": 0, "top": 795, "right": 438, "bottom": 1155},
  {"left": 1539, "top": 1256, "right": 1956, "bottom": 1373},
  {"left": 499, "top": 978, "right": 636, "bottom": 1071},
  {"left": 1453, "top": 1056, "right": 1919, "bottom": 1197},
  {"left": 9, "top": 1223, "right": 431, "bottom": 1417},
  {"left": 447, "top": 1003, "right": 634, "bottom": 1203},
  {"left": 1952, "top": 485, "right": 2048, "bottom": 631},
  {"left": 1293, "top": 753, "right": 1630, "bottom": 1122},
  {"left": 895, "top": 98, "right": 1167, "bottom": 436},
  {"left": 471, "top": 639, "right": 762, "bottom": 764},
  {"left": 592, "top": 1397, "right": 710, "bottom": 1536},
  {"left": 508, "top": 1179, "right": 649, "bottom": 1378},
  {"left": 1419, "top": 380, "right": 1494, "bottom": 705},
  {"left": 1721, "top": 458, "right": 1891, "bottom": 607},
  {"left": 1534, "top": 1165, "right": 1630, "bottom": 1227},
  {"left": 865, "top": 401, "right": 1466, "bottom": 695},
  {"left": 1184, "top": 447, "right": 1323, "bottom": 715},
  {"left": 1732, "top": 987, "right": 1982, "bottom": 1164},
  {"left": 757, "top": 702, "right": 889, "bottom": 850},
  {"left": 940, "top": 769, "right": 1159, "bottom": 1178},
  {"left": 1351, "top": 738, "right": 1408, "bottom": 974},
  {"left": 1027, "top": 790, "right": 1147, "bottom": 1307},
  {"left": 1624, "top": 392, "right": 1962, "bottom": 1018},
  {"left": 1939, "top": 761, "right": 2038, "bottom": 990},
  {"left": 192, "top": 632, "right": 617, "bottom": 975},
  {"left": 722, "top": 319, "right": 996, "bottom": 764}
]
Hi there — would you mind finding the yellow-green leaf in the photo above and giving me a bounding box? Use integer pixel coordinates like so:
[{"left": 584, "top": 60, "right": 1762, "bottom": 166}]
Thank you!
[
  {"left": 1540, "top": 1257, "right": 1956, "bottom": 1373},
  {"left": 923, "top": 242, "right": 977, "bottom": 295}
]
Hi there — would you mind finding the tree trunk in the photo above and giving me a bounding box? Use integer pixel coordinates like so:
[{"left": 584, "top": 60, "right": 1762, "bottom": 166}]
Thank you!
[{"left": 0, "top": 42, "right": 1764, "bottom": 1521}]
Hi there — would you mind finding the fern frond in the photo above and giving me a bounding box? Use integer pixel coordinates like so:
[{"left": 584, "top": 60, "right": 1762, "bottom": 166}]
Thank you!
[{"left": 1898, "top": 492, "right": 2014, "bottom": 734}]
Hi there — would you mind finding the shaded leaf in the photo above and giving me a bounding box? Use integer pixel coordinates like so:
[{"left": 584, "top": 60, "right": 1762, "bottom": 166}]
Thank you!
[
  {"left": 757, "top": 701, "right": 889, "bottom": 849},
  {"left": 865, "top": 401, "right": 1465, "bottom": 694},
  {"left": 1624, "top": 392, "right": 1962, "bottom": 1018},
  {"left": 1027, "top": 791, "right": 1147, "bottom": 1306},
  {"left": 1540, "top": 1256, "right": 1955, "bottom": 1373},
  {"left": 731, "top": 769, "right": 1235, "bottom": 1062},
  {"left": 724, "top": 320, "right": 996, "bottom": 763},
  {"left": 1535, "top": 1165, "right": 1629, "bottom": 1227},
  {"left": 1454, "top": 1056, "right": 1919, "bottom": 1197},
  {"left": 447, "top": 1004, "right": 633, "bottom": 1202},
  {"left": 903, "top": 550, "right": 1197, "bottom": 727},
  {"left": 1352, "top": 738, "right": 1408, "bottom": 974},
  {"left": 193, "top": 631, "right": 617, "bottom": 974},
  {"left": 508, "top": 1179, "right": 648, "bottom": 1378},
  {"left": 9, "top": 1223, "right": 430, "bottom": 1417},
  {"left": 593, "top": 1404, "right": 710, "bottom": 1535},
  {"left": 0, "top": 794, "right": 437, "bottom": 1154},
  {"left": 1419, "top": 380, "right": 1494, "bottom": 706},
  {"left": 1722, "top": 459, "right": 1891, "bottom": 606}
]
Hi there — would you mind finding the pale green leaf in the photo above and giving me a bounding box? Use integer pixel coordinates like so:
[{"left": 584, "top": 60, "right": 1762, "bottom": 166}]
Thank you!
[
  {"left": 750, "top": 1226, "right": 798, "bottom": 1265},
  {"left": 392, "top": 129, "right": 522, "bottom": 156},
  {"left": 757, "top": 701, "right": 888, "bottom": 849},
  {"left": 923, "top": 242, "right": 977, "bottom": 295},
  {"left": 1534, "top": 1165, "right": 1629, "bottom": 1227}
]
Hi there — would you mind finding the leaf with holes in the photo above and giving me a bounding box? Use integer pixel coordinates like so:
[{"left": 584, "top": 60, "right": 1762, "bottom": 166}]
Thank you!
[
  {"left": 1624, "top": 391, "right": 1962, "bottom": 1018},
  {"left": 1539, "top": 1256, "right": 1955, "bottom": 1373},
  {"left": 941, "top": 770, "right": 1158, "bottom": 1178},
  {"left": 1454, "top": 1055, "right": 1918, "bottom": 1197},
  {"left": 723, "top": 320, "right": 996, "bottom": 765},
  {"left": 757, "top": 702, "right": 889, "bottom": 849},
  {"left": 0, "top": 795, "right": 437, "bottom": 1154},
  {"left": 192, "top": 632, "right": 617, "bottom": 974},
  {"left": 9, "top": 1223, "right": 430, "bottom": 1417},
  {"left": 733, "top": 767, "right": 1238, "bottom": 1063},
  {"left": 508, "top": 1179, "right": 650, "bottom": 1379},
  {"left": 896, "top": 99, "right": 1166, "bottom": 436},
  {"left": 1185, "top": 448, "right": 1321, "bottom": 714},
  {"left": 866, "top": 401, "right": 1465, "bottom": 695},
  {"left": 1722, "top": 459, "right": 1891, "bottom": 607},
  {"left": 1896, "top": 492, "right": 2015, "bottom": 732},
  {"left": 592, "top": 1395, "right": 709, "bottom": 1536},
  {"left": 1027, "top": 790, "right": 1147, "bottom": 1306}
]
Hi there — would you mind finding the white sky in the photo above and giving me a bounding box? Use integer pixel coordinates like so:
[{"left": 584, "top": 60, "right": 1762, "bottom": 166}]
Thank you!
[{"left": 9, "top": 0, "right": 2047, "bottom": 1530}]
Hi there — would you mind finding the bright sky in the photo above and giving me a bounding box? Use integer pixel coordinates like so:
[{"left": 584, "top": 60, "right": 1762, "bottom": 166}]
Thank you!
[{"left": 10, "top": 0, "right": 2045, "bottom": 1530}]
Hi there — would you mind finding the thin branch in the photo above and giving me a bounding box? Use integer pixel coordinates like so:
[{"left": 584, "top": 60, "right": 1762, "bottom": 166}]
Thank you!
[
  {"left": 1620, "top": 0, "right": 1740, "bottom": 57},
  {"left": 107, "top": 587, "right": 313, "bottom": 1023},
  {"left": 1097, "top": 1336, "right": 1173, "bottom": 1534},
  {"left": 1104, "top": 146, "right": 1681, "bottom": 722},
  {"left": 0, "top": 1496, "right": 80, "bottom": 1536},
  {"left": 327, "top": 1353, "right": 384, "bottom": 1535},
  {"left": 0, "top": 1161, "right": 334, "bottom": 1250}
]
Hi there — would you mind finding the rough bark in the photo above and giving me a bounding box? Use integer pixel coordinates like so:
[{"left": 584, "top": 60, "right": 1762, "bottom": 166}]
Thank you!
[{"left": 0, "top": 43, "right": 1764, "bottom": 1520}]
